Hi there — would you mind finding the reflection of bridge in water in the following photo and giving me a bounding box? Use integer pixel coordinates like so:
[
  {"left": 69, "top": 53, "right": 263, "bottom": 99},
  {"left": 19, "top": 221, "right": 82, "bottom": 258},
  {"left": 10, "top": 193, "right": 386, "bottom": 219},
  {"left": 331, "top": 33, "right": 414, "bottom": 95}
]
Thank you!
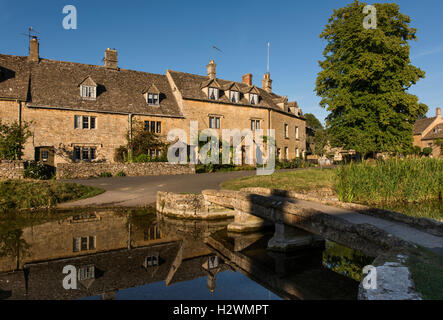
[{"left": 0, "top": 210, "right": 360, "bottom": 300}]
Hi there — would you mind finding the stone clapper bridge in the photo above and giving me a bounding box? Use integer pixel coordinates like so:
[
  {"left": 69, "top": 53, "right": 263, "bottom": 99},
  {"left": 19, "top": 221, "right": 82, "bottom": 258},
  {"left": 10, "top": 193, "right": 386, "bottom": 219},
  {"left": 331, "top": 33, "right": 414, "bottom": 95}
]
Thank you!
[{"left": 157, "top": 188, "right": 443, "bottom": 299}]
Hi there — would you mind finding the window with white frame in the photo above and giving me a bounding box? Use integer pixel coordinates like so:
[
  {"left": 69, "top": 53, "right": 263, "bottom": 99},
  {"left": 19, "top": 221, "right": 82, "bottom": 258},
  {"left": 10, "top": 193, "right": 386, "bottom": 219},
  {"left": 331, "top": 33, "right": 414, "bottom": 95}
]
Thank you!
[
  {"left": 73, "top": 236, "right": 96, "bottom": 252},
  {"left": 251, "top": 120, "right": 260, "bottom": 131},
  {"left": 249, "top": 93, "right": 258, "bottom": 105},
  {"left": 230, "top": 91, "right": 240, "bottom": 103},
  {"left": 295, "top": 126, "right": 299, "bottom": 140},
  {"left": 209, "top": 116, "right": 221, "bottom": 129},
  {"left": 284, "top": 124, "right": 289, "bottom": 138},
  {"left": 147, "top": 93, "right": 159, "bottom": 106},
  {"left": 74, "top": 146, "right": 97, "bottom": 162},
  {"left": 285, "top": 147, "right": 289, "bottom": 160},
  {"left": 296, "top": 148, "right": 300, "bottom": 158},
  {"left": 208, "top": 87, "right": 219, "bottom": 100},
  {"left": 75, "top": 116, "right": 97, "bottom": 130},
  {"left": 78, "top": 265, "right": 95, "bottom": 281},
  {"left": 80, "top": 85, "right": 96, "bottom": 99}
]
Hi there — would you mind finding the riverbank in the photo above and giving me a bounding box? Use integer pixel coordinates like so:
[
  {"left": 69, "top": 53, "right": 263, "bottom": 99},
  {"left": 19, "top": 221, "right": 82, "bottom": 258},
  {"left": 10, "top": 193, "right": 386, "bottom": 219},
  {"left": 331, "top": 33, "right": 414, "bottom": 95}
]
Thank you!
[
  {"left": 0, "top": 180, "right": 104, "bottom": 212},
  {"left": 221, "top": 160, "right": 443, "bottom": 220}
]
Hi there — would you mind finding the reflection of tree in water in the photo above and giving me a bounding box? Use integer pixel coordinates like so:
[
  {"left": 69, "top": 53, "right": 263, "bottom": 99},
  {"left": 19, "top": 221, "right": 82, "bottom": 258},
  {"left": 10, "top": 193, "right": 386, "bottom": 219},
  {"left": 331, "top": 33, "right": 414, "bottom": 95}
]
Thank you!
[
  {"left": 322, "top": 241, "right": 373, "bottom": 282},
  {"left": 0, "top": 227, "right": 30, "bottom": 270}
]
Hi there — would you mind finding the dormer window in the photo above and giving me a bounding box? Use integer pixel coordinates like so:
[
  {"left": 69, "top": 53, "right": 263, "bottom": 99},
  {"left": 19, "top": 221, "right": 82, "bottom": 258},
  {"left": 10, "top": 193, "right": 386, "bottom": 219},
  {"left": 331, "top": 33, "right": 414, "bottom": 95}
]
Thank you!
[
  {"left": 250, "top": 93, "right": 258, "bottom": 105},
  {"left": 147, "top": 93, "right": 159, "bottom": 106},
  {"left": 79, "top": 76, "right": 98, "bottom": 100},
  {"left": 144, "top": 84, "right": 161, "bottom": 106},
  {"left": 80, "top": 85, "right": 96, "bottom": 99},
  {"left": 230, "top": 91, "right": 240, "bottom": 103},
  {"left": 208, "top": 87, "right": 219, "bottom": 100}
]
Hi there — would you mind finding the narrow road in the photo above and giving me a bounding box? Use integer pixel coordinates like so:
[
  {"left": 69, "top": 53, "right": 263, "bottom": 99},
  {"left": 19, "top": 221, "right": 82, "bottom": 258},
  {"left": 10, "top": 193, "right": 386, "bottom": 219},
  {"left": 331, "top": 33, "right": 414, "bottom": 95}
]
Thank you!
[{"left": 60, "top": 170, "right": 257, "bottom": 208}]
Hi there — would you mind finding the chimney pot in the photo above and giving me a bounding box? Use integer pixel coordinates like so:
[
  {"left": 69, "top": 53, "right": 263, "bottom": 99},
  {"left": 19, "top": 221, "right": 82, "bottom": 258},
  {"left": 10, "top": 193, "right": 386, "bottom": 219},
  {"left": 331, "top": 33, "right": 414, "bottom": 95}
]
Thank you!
[
  {"left": 104, "top": 48, "right": 118, "bottom": 70},
  {"left": 262, "top": 72, "right": 272, "bottom": 93},
  {"left": 28, "top": 37, "right": 39, "bottom": 63},
  {"left": 207, "top": 60, "right": 216, "bottom": 79},
  {"left": 437, "top": 107, "right": 442, "bottom": 118},
  {"left": 242, "top": 73, "right": 252, "bottom": 86}
]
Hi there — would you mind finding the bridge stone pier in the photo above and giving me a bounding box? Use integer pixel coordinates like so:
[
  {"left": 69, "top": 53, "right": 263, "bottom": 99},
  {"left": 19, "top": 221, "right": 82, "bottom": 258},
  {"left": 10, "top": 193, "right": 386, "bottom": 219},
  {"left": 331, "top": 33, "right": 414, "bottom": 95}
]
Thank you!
[
  {"left": 268, "top": 223, "right": 325, "bottom": 252},
  {"left": 200, "top": 189, "right": 414, "bottom": 257}
]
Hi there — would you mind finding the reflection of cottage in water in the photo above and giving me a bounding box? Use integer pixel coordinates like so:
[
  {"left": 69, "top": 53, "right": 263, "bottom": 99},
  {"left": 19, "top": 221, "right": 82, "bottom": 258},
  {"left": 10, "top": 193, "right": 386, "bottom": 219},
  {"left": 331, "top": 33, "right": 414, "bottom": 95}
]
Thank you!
[{"left": 0, "top": 210, "right": 230, "bottom": 300}]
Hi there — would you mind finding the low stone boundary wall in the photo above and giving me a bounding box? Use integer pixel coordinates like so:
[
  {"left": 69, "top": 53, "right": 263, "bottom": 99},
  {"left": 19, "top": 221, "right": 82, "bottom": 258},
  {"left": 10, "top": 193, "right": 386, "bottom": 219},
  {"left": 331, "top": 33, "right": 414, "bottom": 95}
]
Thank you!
[
  {"left": 0, "top": 160, "right": 25, "bottom": 180},
  {"left": 56, "top": 162, "right": 195, "bottom": 179},
  {"left": 157, "top": 191, "right": 235, "bottom": 220}
]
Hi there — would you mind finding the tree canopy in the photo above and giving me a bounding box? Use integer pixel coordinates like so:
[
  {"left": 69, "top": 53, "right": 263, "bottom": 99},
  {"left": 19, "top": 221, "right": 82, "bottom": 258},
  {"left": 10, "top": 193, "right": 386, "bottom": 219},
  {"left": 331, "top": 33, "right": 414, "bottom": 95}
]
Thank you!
[
  {"left": 315, "top": 1, "right": 428, "bottom": 155},
  {"left": 304, "top": 113, "right": 324, "bottom": 130}
]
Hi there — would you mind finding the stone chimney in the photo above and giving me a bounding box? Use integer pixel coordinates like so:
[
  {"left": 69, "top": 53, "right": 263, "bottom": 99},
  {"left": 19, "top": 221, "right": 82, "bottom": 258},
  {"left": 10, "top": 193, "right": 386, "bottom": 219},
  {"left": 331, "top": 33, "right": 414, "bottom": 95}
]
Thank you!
[
  {"left": 437, "top": 107, "right": 442, "bottom": 118},
  {"left": 242, "top": 73, "right": 252, "bottom": 86},
  {"left": 28, "top": 36, "right": 39, "bottom": 62},
  {"left": 206, "top": 60, "right": 216, "bottom": 79},
  {"left": 262, "top": 72, "right": 272, "bottom": 93},
  {"left": 104, "top": 48, "right": 118, "bottom": 70}
]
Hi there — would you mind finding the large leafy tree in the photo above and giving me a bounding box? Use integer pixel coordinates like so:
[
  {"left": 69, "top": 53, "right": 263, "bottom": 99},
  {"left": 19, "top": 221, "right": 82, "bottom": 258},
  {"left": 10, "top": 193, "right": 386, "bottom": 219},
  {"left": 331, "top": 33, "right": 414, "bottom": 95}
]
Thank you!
[{"left": 315, "top": 1, "right": 428, "bottom": 155}]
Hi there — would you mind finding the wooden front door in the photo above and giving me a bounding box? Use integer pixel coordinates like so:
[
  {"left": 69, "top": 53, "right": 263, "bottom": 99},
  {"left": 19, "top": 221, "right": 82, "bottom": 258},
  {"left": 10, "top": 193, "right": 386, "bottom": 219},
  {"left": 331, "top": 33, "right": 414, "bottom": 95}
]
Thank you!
[{"left": 35, "top": 147, "right": 55, "bottom": 167}]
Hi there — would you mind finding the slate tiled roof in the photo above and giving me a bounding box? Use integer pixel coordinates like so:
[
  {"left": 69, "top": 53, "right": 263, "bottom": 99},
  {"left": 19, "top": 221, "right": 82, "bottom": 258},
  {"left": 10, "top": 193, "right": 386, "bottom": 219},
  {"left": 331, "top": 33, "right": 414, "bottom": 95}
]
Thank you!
[
  {"left": 0, "top": 54, "right": 183, "bottom": 118},
  {"left": 414, "top": 117, "right": 436, "bottom": 135},
  {"left": 167, "top": 70, "right": 303, "bottom": 118},
  {"left": 0, "top": 52, "right": 303, "bottom": 120},
  {"left": 0, "top": 55, "right": 30, "bottom": 101},
  {"left": 422, "top": 124, "right": 443, "bottom": 140}
]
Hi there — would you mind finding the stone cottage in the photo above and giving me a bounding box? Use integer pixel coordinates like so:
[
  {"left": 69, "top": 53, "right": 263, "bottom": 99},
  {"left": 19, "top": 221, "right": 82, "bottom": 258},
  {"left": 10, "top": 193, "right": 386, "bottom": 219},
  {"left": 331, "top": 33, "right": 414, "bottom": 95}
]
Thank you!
[
  {"left": 413, "top": 108, "right": 443, "bottom": 158},
  {"left": 0, "top": 38, "right": 306, "bottom": 166}
]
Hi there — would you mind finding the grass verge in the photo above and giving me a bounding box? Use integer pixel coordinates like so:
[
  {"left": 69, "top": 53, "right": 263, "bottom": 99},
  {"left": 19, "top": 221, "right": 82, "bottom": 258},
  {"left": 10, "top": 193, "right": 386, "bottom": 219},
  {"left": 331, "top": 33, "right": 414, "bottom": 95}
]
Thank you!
[
  {"left": 221, "top": 168, "right": 335, "bottom": 192},
  {"left": 0, "top": 180, "right": 105, "bottom": 212},
  {"left": 406, "top": 247, "right": 443, "bottom": 300}
]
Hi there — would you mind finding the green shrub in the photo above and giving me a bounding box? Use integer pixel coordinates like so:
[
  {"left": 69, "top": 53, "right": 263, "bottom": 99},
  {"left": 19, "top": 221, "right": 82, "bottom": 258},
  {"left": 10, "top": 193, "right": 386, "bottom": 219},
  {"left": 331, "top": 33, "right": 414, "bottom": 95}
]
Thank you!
[
  {"left": 99, "top": 172, "right": 113, "bottom": 178},
  {"left": 116, "top": 171, "right": 126, "bottom": 177},
  {"left": 114, "top": 146, "right": 129, "bottom": 163},
  {"left": 134, "top": 154, "right": 150, "bottom": 163},
  {"left": 422, "top": 147, "right": 433, "bottom": 157},
  {"left": 24, "top": 161, "right": 55, "bottom": 180}
]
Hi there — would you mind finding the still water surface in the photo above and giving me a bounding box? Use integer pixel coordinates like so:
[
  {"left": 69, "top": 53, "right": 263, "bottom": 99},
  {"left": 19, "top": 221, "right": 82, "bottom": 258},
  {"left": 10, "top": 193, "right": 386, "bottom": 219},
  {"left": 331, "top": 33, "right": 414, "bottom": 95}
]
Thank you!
[{"left": 0, "top": 208, "right": 373, "bottom": 300}]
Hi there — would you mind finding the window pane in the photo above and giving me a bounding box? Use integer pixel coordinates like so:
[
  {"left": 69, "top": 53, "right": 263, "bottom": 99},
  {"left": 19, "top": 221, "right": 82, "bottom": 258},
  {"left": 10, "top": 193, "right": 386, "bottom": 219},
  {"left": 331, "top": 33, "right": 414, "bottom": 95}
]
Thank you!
[
  {"left": 81, "top": 237, "right": 88, "bottom": 251},
  {"left": 74, "top": 147, "right": 81, "bottom": 161},
  {"left": 90, "top": 117, "right": 96, "bottom": 129},
  {"left": 151, "top": 121, "right": 155, "bottom": 133},
  {"left": 74, "top": 116, "right": 81, "bottom": 129},
  {"left": 156, "top": 122, "right": 161, "bottom": 133},
  {"left": 89, "top": 236, "right": 96, "bottom": 250},
  {"left": 90, "top": 148, "right": 96, "bottom": 160},
  {"left": 82, "top": 116, "right": 89, "bottom": 129},
  {"left": 82, "top": 148, "right": 89, "bottom": 160},
  {"left": 251, "top": 120, "right": 254, "bottom": 131},
  {"left": 73, "top": 238, "right": 80, "bottom": 252},
  {"left": 209, "top": 117, "right": 214, "bottom": 128},
  {"left": 153, "top": 94, "right": 158, "bottom": 105},
  {"left": 216, "top": 117, "right": 220, "bottom": 129},
  {"left": 144, "top": 121, "right": 150, "bottom": 131}
]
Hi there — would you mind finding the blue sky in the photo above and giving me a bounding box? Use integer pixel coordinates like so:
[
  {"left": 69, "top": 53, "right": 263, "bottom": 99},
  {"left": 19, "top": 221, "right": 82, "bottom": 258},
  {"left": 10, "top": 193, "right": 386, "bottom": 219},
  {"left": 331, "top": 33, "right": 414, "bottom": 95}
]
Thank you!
[{"left": 1, "top": 0, "right": 442, "bottom": 123}]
